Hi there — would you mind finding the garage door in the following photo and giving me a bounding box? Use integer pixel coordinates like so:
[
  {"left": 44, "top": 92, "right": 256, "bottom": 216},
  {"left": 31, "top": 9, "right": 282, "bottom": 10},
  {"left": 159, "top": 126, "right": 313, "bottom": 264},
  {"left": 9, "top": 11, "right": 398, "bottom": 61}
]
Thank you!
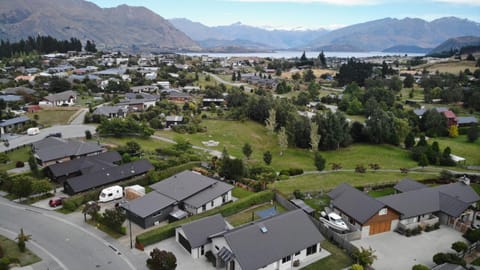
[{"left": 369, "top": 220, "right": 391, "bottom": 235}]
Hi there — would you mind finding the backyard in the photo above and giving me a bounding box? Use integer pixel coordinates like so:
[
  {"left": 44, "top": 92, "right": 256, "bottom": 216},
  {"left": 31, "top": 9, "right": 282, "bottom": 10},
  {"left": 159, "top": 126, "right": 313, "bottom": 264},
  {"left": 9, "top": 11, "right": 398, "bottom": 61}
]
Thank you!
[
  {"left": 0, "top": 147, "right": 31, "bottom": 171},
  {"left": 226, "top": 202, "right": 286, "bottom": 227}
]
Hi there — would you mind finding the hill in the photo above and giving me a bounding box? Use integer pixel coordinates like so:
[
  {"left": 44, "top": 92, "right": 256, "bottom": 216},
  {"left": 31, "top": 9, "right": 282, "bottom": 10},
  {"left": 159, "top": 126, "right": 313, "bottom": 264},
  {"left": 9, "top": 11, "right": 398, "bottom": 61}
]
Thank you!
[
  {"left": 169, "top": 18, "right": 328, "bottom": 49},
  {"left": 0, "top": 0, "right": 200, "bottom": 51},
  {"left": 306, "top": 17, "right": 480, "bottom": 52},
  {"left": 428, "top": 36, "right": 480, "bottom": 55}
]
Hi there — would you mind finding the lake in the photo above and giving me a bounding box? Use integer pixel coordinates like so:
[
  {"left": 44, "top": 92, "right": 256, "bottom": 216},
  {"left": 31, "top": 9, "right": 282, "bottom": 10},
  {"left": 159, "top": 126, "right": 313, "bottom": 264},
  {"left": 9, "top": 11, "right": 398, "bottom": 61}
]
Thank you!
[{"left": 183, "top": 50, "right": 425, "bottom": 59}]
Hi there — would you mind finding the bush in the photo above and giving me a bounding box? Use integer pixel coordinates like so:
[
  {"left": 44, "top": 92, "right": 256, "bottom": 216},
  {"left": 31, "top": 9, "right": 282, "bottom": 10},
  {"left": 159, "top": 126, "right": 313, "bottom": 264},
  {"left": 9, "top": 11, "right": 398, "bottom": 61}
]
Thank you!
[
  {"left": 293, "top": 260, "right": 300, "bottom": 267},
  {"left": 412, "top": 264, "right": 429, "bottom": 270},
  {"left": 351, "top": 264, "right": 363, "bottom": 270},
  {"left": 288, "top": 168, "right": 304, "bottom": 176},
  {"left": 463, "top": 228, "right": 480, "bottom": 242},
  {"left": 0, "top": 153, "right": 9, "bottom": 164},
  {"left": 0, "top": 244, "right": 3, "bottom": 258},
  {"left": 15, "top": 161, "right": 24, "bottom": 168},
  {"left": 433, "top": 252, "right": 465, "bottom": 266},
  {"left": 0, "top": 257, "right": 10, "bottom": 270}
]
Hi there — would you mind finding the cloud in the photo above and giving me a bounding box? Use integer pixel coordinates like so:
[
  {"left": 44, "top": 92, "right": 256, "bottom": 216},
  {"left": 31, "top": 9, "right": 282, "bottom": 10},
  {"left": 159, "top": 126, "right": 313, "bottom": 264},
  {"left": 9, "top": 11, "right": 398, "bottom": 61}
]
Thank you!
[
  {"left": 227, "top": 0, "right": 380, "bottom": 5},
  {"left": 433, "top": 0, "right": 480, "bottom": 5}
]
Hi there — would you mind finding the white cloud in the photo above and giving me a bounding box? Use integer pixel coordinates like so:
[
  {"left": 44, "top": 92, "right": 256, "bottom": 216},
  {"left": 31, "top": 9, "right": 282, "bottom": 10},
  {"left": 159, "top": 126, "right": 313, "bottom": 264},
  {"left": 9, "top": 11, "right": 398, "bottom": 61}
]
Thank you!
[
  {"left": 227, "top": 0, "right": 380, "bottom": 5},
  {"left": 433, "top": 0, "right": 480, "bottom": 5}
]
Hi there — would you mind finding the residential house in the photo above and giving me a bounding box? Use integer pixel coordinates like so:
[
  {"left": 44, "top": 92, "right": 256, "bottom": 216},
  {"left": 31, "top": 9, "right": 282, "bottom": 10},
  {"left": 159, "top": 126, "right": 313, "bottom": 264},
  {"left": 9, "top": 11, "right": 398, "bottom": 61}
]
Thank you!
[
  {"left": 122, "top": 170, "right": 233, "bottom": 228},
  {"left": 202, "top": 98, "right": 225, "bottom": 107},
  {"left": 442, "top": 110, "right": 457, "bottom": 127},
  {"left": 39, "top": 90, "right": 77, "bottom": 107},
  {"left": 163, "top": 89, "right": 192, "bottom": 103},
  {"left": 1, "top": 87, "right": 36, "bottom": 96},
  {"left": 165, "top": 116, "right": 184, "bottom": 128},
  {"left": 45, "top": 151, "right": 122, "bottom": 183},
  {"left": 130, "top": 85, "right": 159, "bottom": 93},
  {"left": 93, "top": 105, "right": 128, "bottom": 119},
  {"left": 0, "top": 116, "right": 30, "bottom": 136},
  {"left": 328, "top": 183, "right": 400, "bottom": 238},
  {"left": 457, "top": 116, "right": 478, "bottom": 127},
  {"left": 32, "top": 137, "right": 105, "bottom": 167},
  {"left": 63, "top": 159, "right": 154, "bottom": 195},
  {"left": 124, "top": 93, "right": 160, "bottom": 101},
  {"left": 116, "top": 98, "right": 157, "bottom": 111},
  {"left": 207, "top": 209, "right": 324, "bottom": 270}
]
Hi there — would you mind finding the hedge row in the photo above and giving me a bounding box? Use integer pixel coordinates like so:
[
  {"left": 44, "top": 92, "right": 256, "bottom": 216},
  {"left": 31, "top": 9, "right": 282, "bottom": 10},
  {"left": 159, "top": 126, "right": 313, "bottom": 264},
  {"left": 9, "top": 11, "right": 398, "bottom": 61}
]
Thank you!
[{"left": 136, "top": 191, "right": 275, "bottom": 247}]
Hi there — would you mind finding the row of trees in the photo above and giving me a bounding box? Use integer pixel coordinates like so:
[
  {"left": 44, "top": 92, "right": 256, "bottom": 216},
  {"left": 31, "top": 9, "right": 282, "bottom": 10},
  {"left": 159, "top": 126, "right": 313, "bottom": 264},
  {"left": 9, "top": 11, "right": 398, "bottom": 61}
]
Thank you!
[{"left": 0, "top": 35, "right": 82, "bottom": 58}]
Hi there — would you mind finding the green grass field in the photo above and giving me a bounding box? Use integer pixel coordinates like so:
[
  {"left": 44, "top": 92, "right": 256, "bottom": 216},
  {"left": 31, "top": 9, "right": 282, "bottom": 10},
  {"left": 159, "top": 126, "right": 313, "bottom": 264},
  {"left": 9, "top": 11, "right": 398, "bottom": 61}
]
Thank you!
[
  {"left": 0, "top": 147, "right": 31, "bottom": 171},
  {"left": 0, "top": 234, "right": 41, "bottom": 266},
  {"left": 271, "top": 171, "right": 432, "bottom": 194},
  {"left": 99, "top": 136, "right": 174, "bottom": 151},
  {"left": 231, "top": 187, "right": 254, "bottom": 199},
  {"left": 27, "top": 109, "right": 78, "bottom": 126},
  {"left": 301, "top": 240, "right": 352, "bottom": 270},
  {"left": 421, "top": 60, "right": 477, "bottom": 75},
  {"left": 368, "top": 187, "right": 396, "bottom": 198},
  {"left": 430, "top": 135, "right": 480, "bottom": 165}
]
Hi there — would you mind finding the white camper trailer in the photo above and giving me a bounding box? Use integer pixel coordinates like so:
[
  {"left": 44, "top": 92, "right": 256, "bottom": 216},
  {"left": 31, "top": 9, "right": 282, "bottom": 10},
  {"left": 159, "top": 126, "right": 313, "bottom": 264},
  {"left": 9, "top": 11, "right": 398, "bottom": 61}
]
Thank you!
[
  {"left": 99, "top": 185, "right": 123, "bottom": 202},
  {"left": 27, "top": 127, "right": 40, "bottom": 136}
]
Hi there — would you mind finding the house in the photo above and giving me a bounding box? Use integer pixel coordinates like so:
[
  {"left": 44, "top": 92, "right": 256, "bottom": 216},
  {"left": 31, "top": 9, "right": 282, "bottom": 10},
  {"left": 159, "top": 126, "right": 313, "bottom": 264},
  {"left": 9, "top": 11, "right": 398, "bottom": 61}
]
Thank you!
[
  {"left": 163, "top": 89, "right": 192, "bottom": 103},
  {"left": 130, "top": 85, "right": 159, "bottom": 93},
  {"left": 32, "top": 137, "right": 105, "bottom": 167},
  {"left": 442, "top": 110, "right": 457, "bottom": 127},
  {"left": 1, "top": 87, "right": 36, "bottom": 96},
  {"left": 202, "top": 98, "right": 225, "bottom": 107},
  {"left": 176, "top": 214, "right": 230, "bottom": 259},
  {"left": 39, "top": 90, "right": 77, "bottom": 107},
  {"left": 457, "top": 116, "right": 478, "bottom": 127},
  {"left": 124, "top": 93, "right": 160, "bottom": 101},
  {"left": 165, "top": 116, "right": 184, "bottom": 128},
  {"left": 63, "top": 159, "right": 154, "bottom": 195},
  {"left": 93, "top": 105, "right": 128, "bottom": 119},
  {"left": 328, "top": 183, "right": 400, "bottom": 238},
  {"left": 207, "top": 209, "right": 324, "bottom": 270},
  {"left": 116, "top": 98, "right": 157, "bottom": 111},
  {"left": 0, "top": 116, "right": 30, "bottom": 136},
  {"left": 122, "top": 170, "right": 233, "bottom": 228},
  {"left": 44, "top": 151, "right": 122, "bottom": 183}
]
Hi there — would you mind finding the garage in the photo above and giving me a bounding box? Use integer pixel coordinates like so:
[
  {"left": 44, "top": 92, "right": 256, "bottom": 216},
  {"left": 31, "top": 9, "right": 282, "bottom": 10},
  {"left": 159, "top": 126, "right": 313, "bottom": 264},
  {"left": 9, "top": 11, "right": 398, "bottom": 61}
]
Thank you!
[{"left": 369, "top": 220, "right": 391, "bottom": 235}]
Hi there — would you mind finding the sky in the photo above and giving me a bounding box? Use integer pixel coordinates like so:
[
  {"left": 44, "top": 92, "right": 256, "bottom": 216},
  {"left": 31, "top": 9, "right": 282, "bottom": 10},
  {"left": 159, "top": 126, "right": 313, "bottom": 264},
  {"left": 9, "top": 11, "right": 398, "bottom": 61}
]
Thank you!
[{"left": 90, "top": 0, "right": 480, "bottom": 30}]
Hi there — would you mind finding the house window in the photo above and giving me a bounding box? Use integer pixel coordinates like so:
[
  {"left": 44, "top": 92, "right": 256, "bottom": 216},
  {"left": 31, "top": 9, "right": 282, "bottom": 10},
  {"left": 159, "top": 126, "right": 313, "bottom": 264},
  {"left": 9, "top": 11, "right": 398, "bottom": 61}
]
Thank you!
[
  {"left": 307, "top": 244, "right": 317, "bottom": 256},
  {"left": 211, "top": 201, "right": 214, "bottom": 207},
  {"left": 282, "top": 255, "right": 291, "bottom": 264},
  {"left": 153, "top": 210, "right": 163, "bottom": 217},
  {"left": 222, "top": 194, "right": 228, "bottom": 203},
  {"left": 349, "top": 217, "right": 355, "bottom": 225},
  {"left": 201, "top": 245, "right": 205, "bottom": 256},
  {"left": 202, "top": 204, "right": 206, "bottom": 211},
  {"left": 295, "top": 251, "right": 301, "bottom": 256},
  {"left": 379, "top": 208, "right": 388, "bottom": 216},
  {"left": 215, "top": 245, "right": 219, "bottom": 250}
]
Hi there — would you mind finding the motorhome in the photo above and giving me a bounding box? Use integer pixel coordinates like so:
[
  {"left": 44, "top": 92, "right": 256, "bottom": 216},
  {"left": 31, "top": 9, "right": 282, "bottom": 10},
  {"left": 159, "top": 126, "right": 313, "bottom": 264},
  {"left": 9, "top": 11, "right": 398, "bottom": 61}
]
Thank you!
[{"left": 99, "top": 185, "right": 123, "bottom": 202}]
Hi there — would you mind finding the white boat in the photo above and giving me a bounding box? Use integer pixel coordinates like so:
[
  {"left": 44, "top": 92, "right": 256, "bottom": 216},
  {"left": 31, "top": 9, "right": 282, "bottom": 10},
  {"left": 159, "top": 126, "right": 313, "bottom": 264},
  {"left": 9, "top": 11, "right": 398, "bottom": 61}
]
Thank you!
[{"left": 320, "top": 212, "right": 349, "bottom": 232}]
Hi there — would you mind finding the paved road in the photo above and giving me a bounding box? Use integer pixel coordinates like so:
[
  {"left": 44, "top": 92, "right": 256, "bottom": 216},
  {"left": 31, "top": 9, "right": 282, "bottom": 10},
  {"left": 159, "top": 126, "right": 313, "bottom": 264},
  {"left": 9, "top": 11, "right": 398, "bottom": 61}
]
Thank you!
[
  {"left": 0, "top": 198, "right": 147, "bottom": 270},
  {"left": 0, "top": 124, "right": 97, "bottom": 153},
  {"left": 68, "top": 108, "right": 89, "bottom": 125}
]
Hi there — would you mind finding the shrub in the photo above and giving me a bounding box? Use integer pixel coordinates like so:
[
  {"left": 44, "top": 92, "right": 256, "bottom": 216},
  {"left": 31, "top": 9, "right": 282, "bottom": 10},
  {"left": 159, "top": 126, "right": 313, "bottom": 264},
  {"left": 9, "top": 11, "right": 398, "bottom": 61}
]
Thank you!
[
  {"left": 293, "top": 189, "right": 305, "bottom": 200},
  {"left": 293, "top": 260, "right": 300, "bottom": 267},
  {"left": 0, "top": 257, "right": 10, "bottom": 270},
  {"left": 433, "top": 252, "right": 466, "bottom": 266},
  {"left": 350, "top": 264, "right": 363, "bottom": 270},
  {"left": 0, "top": 244, "right": 3, "bottom": 258},
  {"left": 15, "top": 161, "right": 24, "bottom": 168},
  {"left": 463, "top": 228, "right": 480, "bottom": 242},
  {"left": 0, "top": 153, "right": 9, "bottom": 164},
  {"left": 412, "top": 264, "right": 429, "bottom": 270}
]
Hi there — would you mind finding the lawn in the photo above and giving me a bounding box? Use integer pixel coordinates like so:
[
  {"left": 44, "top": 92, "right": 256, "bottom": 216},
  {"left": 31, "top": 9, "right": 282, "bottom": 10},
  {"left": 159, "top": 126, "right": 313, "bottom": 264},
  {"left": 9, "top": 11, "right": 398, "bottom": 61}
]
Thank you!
[
  {"left": 99, "top": 136, "right": 174, "bottom": 151},
  {"left": 0, "top": 234, "right": 41, "bottom": 266},
  {"left": 367, "top": 187, "right": 396, "bottom": 198},
  {"left": 231, "top": 187, "right": 254, "bottom": 199},
  {"left": 226, "top": 202, "right": 286, "bottom": 227},
  {"left": 27, "top": 109, "right": 79, "bottom": 126},
  {"left": 429, "top": 135, "right": 480, "bottom": 165},
  {"left": 0, "top": 147, "right": 31, "bottom": 171},
  {"left": 304, "top": 194, "right": 331, "bottom": 215},
  {"left": 155, "top": 119, "right": 418, "bottom": 171},
  {"left": 301, "top": 240, "right": 352, "bottom": 270},
  {"left": 271, "top": 171, "right": 433, "bottom": 194}
]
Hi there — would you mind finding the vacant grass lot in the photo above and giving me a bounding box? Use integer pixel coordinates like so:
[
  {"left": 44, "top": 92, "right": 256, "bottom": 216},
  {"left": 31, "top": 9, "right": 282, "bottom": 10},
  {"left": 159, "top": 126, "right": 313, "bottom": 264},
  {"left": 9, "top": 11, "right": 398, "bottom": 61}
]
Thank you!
[
  {"left": 271, "top": 171, "right": 433, "bottom": 194},
  {"left": 27, "top": 109, "right": 78, "bottom": 126},
  {"left": 301, "top": 240, "right": 352, "bottom": 270},
  {"left": 431, "top": 135, "right": 480, "bottom": 165},
  {"left": 99, "top": 136, "right": 173, "bottom": 151},
  {"left": 0, "top": 147, "right": 31, "bottom": 171},
  {"left": 0, "top": 234, "right": 41, "bottom": 266},
  {"left": 421, "top": 60, "right": 477, "bottom": 75}
]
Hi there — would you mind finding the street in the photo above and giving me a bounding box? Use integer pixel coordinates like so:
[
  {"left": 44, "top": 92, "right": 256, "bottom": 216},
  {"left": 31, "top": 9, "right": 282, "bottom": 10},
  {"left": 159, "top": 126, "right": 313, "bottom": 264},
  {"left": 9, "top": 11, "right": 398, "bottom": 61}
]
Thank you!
[{"left": 0, "top": 198, "right": 147, "bottom": 270}]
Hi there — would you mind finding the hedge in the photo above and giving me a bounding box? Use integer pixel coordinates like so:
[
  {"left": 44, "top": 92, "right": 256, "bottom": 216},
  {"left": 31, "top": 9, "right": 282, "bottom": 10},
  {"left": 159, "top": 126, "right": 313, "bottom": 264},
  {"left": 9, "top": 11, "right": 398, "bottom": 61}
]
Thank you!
[{"left": 136, "top": 191, "right": 275, "bottom": 247}]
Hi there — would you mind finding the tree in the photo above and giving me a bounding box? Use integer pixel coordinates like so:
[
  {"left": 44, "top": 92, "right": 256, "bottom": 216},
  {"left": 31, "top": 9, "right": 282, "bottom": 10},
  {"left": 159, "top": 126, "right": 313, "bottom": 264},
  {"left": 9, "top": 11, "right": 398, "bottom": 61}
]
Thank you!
[
  {"left": 418, "top": 153, "right": 429, "bottom": 168},
  {"left": 101, "top": 208, "right": 126, "bottom": 234},
  {"left": 85, "top": 130, "right": 92, "bottom": 140},
  {"left": 303, "top": 69, "right": 316, "bottom": 82},
  {"left": 48, "top": 77, "right": 72, "bottom": 93},
  {"left": 265, "top": 108, "right": 277, "bottom": 135},
  {"left": 412, "top": 265, "right": 429, "bottom": 270},
  {"left": 440, "top": 146, "right": 455, "bottom": 166},
  {"left": 16, "top": 228, "right": 31, "bottom": 253},
  {"left": 83, "top": 201, "right": 101, "bottom": 222},
  {"left": 448, "top": 125, "right": 459, "bottom": 138},
  {"left": 331, "top": 163, "right": 342, "bottom": 171},
  {"left": 300, "top": 51, "right": 307, "bottom": 62},
  {"left": 28, "top": 154, "right": 39, "bottom": 177},
  {"left": 11, "top": 176, "right": 33, "bottom": 200},
  {"left": 146, "top": 248, "right": 177, "bottom": 270},
  {"left": 278, "top": 127, "right": 288, "bottom": 156},
  {"left": 85, "top": 40, "right": 97, "bottom": 52},
  {"left": 263, "top": 151, "right": 272, "bottom": 165},
  {"left": 31, "top": 180, "right": 52, "bottom": 195},
  {"left": 350, "top": 265, "right": 364, "bottom": 270},
  {"left": 231, "top": 72, "right": 237, "bottom": 81},
  {"left": 318, "top": 51, "right": 327, "bottom": 67},
  {"left": 314, "top": 152, "right": 326, "bottom": 171},
  {"left": 365, "top": 108, "right": 399, "bottom": 145},
  {"left": 315, "top": 111, "right": 352, "bottom": 150},
  {"left": 242, "top": 143, "right": 252, "bottom": 160},
  {"left": 355, "top": 164, "right": 367, "bottom": 173},
  {"left": 404, "top": 132, "right": 415, "bottom": 149},
  {"left": 352, "top": 247, "right": 377, "bottom": 267},
  {"left": 404, "top": 74, "right": 415, "bottom": 88},
  {"left": 451, "top": 241, "right": 468, "bottom": 257},
  {"left": 309, "top": 121, "right": 320, "bottom": 152},
  {"left": 467, "top": 125, "right": 478, "bottom": 142}
]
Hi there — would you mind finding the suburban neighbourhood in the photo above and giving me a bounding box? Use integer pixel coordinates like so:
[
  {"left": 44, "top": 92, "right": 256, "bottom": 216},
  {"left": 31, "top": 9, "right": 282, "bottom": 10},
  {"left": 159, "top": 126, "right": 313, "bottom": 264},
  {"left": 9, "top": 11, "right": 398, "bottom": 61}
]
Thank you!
[{"left": 1, "top": 1, "right": 480, "bottom": 270}]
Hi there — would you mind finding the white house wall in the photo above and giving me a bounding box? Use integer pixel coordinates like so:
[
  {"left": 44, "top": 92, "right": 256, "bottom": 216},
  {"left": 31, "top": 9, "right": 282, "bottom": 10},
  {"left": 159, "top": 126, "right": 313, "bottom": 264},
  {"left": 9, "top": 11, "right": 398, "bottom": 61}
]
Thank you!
[{"left": 187, "top": 191, "right": 232, "bottom": 215}]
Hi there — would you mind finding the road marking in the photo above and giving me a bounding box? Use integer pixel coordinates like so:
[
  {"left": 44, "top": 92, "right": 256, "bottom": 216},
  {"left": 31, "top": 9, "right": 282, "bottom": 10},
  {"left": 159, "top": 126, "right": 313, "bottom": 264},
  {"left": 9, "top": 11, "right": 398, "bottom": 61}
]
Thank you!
[{"left": 0, "top": 226, "right": 69, "bottom": 270}]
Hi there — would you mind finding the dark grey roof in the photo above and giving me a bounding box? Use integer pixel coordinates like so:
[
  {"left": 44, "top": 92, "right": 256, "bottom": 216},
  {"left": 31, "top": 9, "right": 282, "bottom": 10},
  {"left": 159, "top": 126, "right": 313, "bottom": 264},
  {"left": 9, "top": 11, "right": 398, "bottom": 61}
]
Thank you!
[
  {"left": 93, "top": 106, "right": 128, "bottom": 116},
  {"left": 33, "top": 137, "right": 104, "bottom": 163},
  {"left": 164, "top": 90, "right": 191, "bottom": 99},
  {"left": 180, "top": 214, "right": 228, "bottom": 248},
  {"left": 1, "top": 87, "right": 35, "bottom": 95},
  {"left": 183, "top": 181, "right": 233, "bottom": 208},
  {"left": 125, "top": 92, "right": 159, "bottom": 100},
  {"left": 65, "top": 159, "right": 153, "bottom": 193},
  {"left": 379, "top": 182, "right": 479, "bottom": 219},
  {"left": 0, "top": 116, "right": 30, "bottom": 127},
  {"left": 457, "top": 116, "right": 478, "bottom": 125},
  {"left": 43, "top": 90, "right": 77, "bottom": 102},
  {"left": 123, "top": 191, "right": 175, "bottom": 218},
  {"left": 150, "top": 170, "right": 220, "bottom": 201},
  {"left": 117, "top": 98, "right": 156, "bottom": 106},
  {"left": 290, "top": 199, "right": 315, "bottom": 214},
  {"left": 394, "top": 178, "right": 427, "bottom": 193},
  {"left": 47, "top": 151, "right": 121, "bottom": 178},
  {"left": 328, "top": 183, "right": 385, "bottom": 224},
  {"left": 431, "top": 263, "right": 466, "bottom": 270},
  {"left": 224, "top": 209, "right": 324, "bottom": 270}
]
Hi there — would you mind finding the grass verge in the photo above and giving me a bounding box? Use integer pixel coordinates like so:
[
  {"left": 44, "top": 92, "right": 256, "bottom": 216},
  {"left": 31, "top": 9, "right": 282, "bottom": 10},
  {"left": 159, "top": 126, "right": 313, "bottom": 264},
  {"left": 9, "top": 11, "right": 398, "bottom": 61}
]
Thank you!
[
  {"left": 301, "top": 240, "right": 352, "bottom": 270},
  {"left": 0, "top": 234, "right": 41, "bottom": 266}
]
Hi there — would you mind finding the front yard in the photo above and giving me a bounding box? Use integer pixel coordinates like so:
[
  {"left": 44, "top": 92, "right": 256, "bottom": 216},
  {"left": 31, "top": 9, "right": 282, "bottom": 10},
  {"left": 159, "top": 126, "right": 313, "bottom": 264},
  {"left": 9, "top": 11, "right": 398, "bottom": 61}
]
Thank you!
[{"left": 301, "top": 240, "right": 352, "bottom": 270}]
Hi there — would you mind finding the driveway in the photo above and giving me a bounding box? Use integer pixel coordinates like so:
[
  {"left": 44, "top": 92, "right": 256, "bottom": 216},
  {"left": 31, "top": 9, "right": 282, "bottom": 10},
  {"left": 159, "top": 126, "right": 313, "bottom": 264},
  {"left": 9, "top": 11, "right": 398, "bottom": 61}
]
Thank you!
[
  {"left": 145, "top": 237, "right": 215, "bottom": 270},
  {"left": 351, "top": 226, "right": 464, "bottom": 269}
]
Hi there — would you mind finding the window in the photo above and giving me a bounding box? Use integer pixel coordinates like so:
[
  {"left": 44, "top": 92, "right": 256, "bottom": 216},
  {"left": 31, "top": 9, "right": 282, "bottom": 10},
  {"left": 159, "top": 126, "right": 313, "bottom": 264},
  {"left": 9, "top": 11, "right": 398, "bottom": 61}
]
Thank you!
[
  {"left": 295, "top": 251, "right": 301, "bottom": 256},
  {"left": 379, "top": 208, "right": 388, "bottom": 216},
  {"left": 201, "top": 245, "right": 205, "bottom": 256},
  {"left": 153, "top": 210, "right": 163, "bottom": 217},
  {"left": 282, "top": 255, "right": 291, "bottom": 264},
  {"left": 215, "top": 245, "right": 219, "bottom": 250},
  {"left": 202, "top": 204, "right": 206, "bottom": 211},
  {"left": 307, "top": 244, "right": 317, "bottom": 256},
  {"left": 211, "top": 201, "right": 214, "bottom": 207}
]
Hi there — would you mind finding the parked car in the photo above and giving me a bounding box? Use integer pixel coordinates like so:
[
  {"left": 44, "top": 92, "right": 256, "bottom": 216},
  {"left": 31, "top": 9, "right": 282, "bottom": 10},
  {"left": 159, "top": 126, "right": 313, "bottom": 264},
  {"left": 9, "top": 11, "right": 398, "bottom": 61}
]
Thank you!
[
  {"left": 46, "top": 132, "right": 62, "bottom": 138},
  {"left": 49, "top": 197, "right": 65, "bottom": 207}
]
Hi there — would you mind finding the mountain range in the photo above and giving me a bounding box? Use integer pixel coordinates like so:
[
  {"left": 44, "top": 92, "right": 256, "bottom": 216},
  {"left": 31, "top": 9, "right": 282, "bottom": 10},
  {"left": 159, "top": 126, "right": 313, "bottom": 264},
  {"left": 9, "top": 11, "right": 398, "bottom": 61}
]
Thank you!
[{"left": 1, "top": 0, "right": 480, "bottom": 53}]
